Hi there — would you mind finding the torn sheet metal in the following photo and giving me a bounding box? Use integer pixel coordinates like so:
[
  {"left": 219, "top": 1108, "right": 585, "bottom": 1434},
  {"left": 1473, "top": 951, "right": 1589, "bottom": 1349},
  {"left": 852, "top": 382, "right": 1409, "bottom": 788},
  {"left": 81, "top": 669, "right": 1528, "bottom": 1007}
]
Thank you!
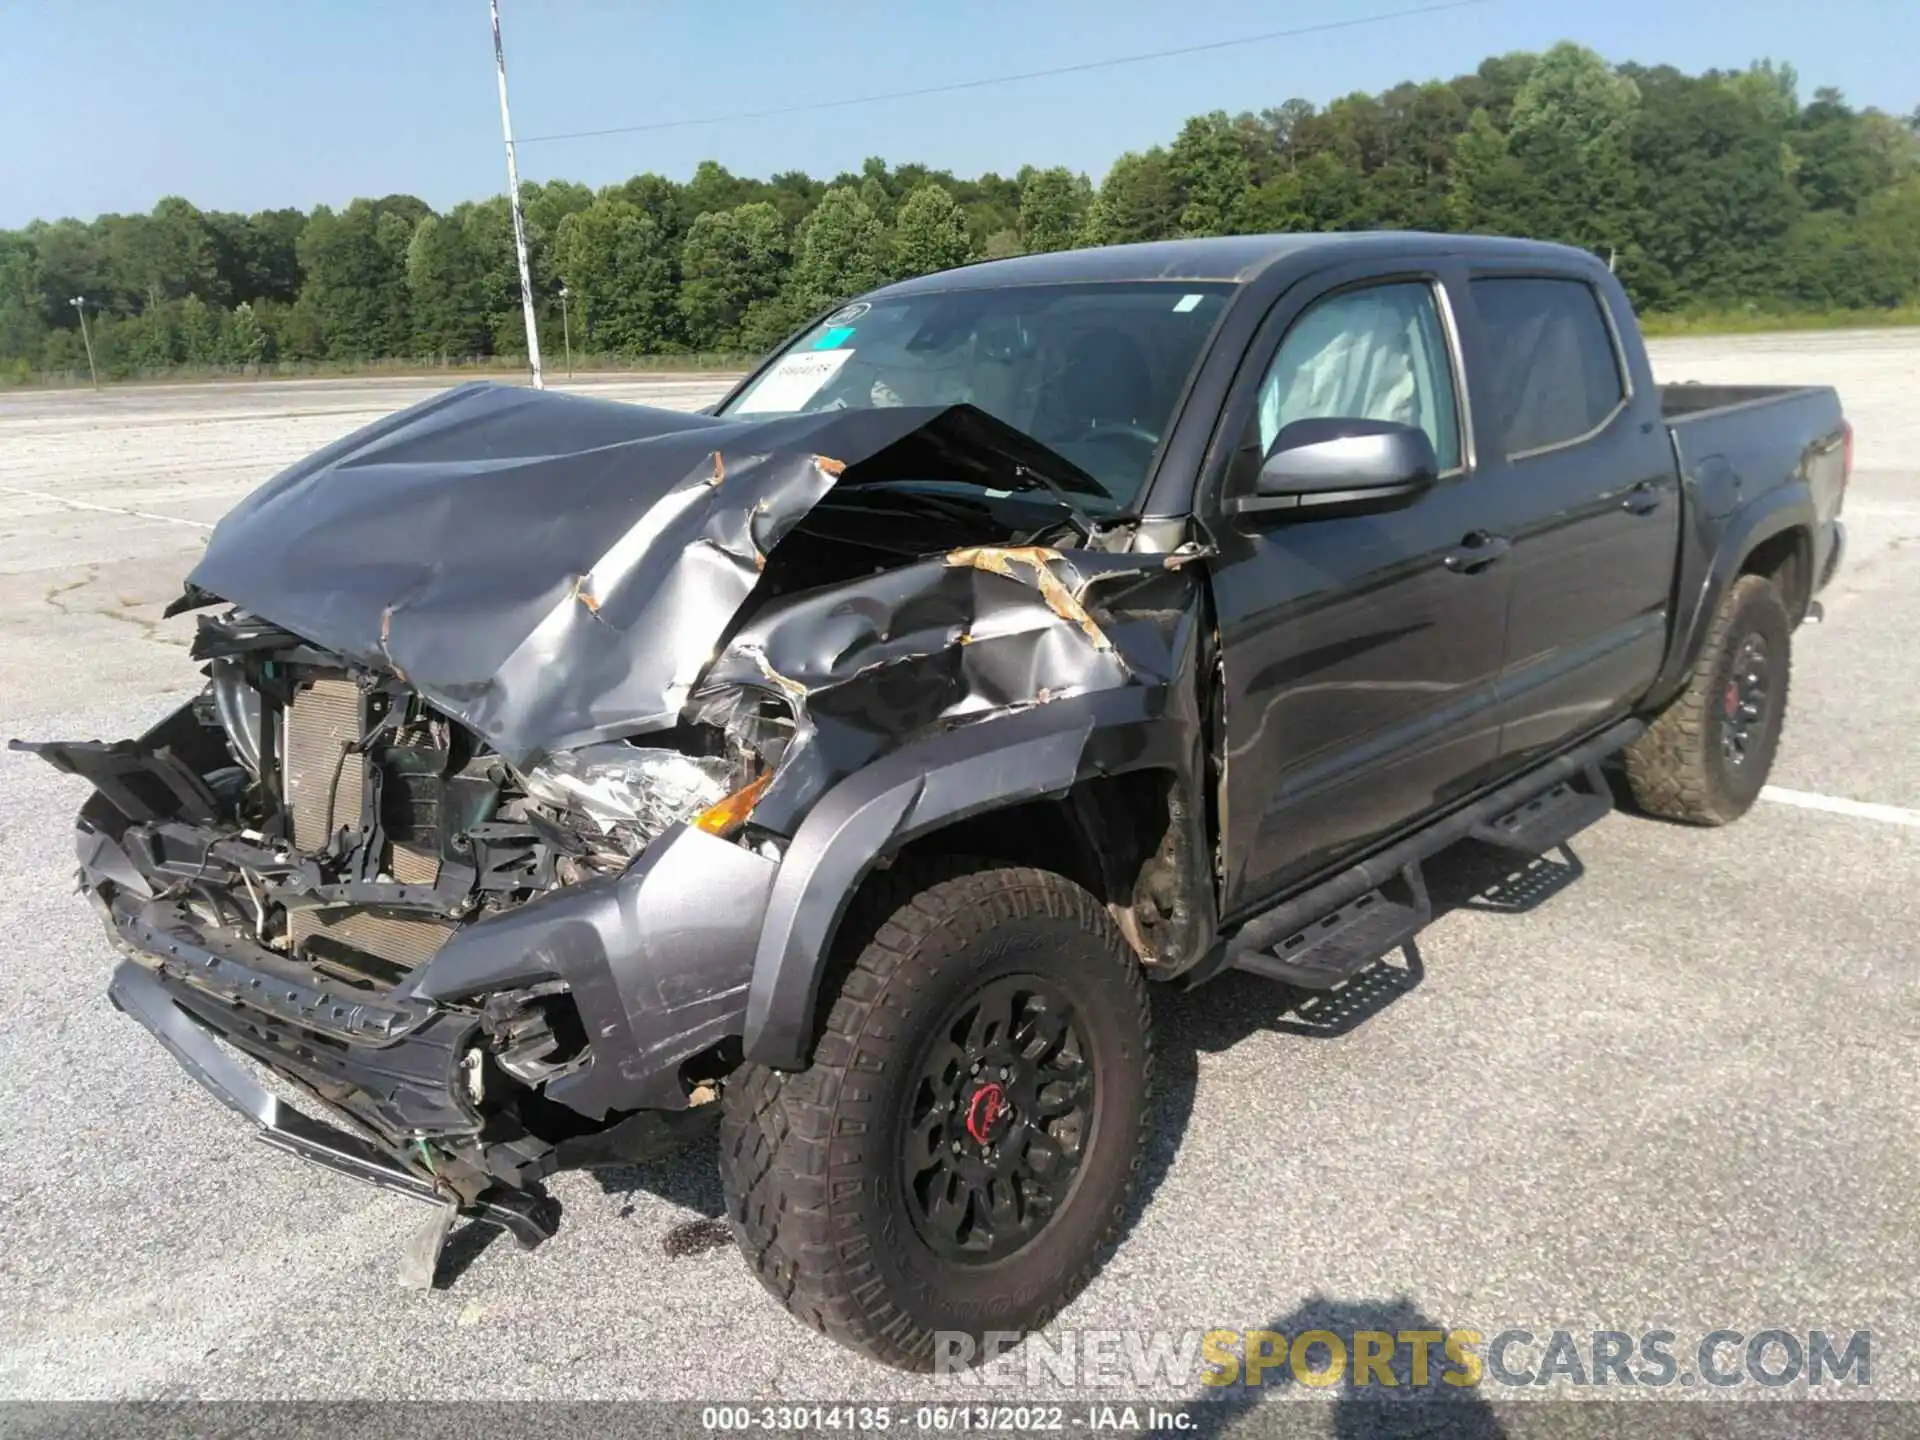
[
  {"left": 182, "top": 385, "right": 1105, "bottom": 768},
  {"left": 20, "top": 373, "right": 1218, "bottom": 1249},
  {"left": 701, "top": 542, "right": 1201, "bottom": 834},
  {"left": 944, "top": 545, "right": 1115, "bottom": 650}
]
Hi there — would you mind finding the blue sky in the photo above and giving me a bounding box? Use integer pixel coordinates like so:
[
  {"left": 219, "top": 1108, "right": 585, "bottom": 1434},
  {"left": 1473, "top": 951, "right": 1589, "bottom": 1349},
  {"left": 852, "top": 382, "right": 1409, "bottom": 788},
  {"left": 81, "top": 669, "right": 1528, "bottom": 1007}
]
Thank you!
[{"left": 3, "top": 0, "right": 1916, "bottom": 227}]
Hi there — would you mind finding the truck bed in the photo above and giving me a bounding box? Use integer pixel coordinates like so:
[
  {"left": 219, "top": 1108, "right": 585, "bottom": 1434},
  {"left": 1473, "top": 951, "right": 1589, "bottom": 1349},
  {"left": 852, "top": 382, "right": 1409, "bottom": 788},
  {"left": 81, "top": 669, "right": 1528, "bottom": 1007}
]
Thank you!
[
  {"left": 1659, "top": 380, "right": 1848, "bottom": 616},
  {"left": 1659, "top": 382, "right": 1827, "bottom": 422}
]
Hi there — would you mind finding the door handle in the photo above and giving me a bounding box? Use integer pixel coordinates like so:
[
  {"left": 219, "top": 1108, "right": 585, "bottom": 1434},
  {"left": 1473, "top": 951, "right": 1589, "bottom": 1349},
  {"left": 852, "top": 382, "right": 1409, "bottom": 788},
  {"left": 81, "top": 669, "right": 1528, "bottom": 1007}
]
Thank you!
[
  {"left": 1622, "top": 480, "right": 1666, "bottom": 515},
  {"left": 1443, "top": 531, "right": 1511, "bottom": 574}
]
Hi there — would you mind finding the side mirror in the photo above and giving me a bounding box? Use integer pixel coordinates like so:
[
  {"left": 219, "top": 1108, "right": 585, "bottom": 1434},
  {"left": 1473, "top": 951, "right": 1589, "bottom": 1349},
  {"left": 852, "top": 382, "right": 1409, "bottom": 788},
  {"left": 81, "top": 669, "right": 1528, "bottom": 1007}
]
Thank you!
[{"left": 1229, "top": 418, "right": 1438, "bottom": 517}]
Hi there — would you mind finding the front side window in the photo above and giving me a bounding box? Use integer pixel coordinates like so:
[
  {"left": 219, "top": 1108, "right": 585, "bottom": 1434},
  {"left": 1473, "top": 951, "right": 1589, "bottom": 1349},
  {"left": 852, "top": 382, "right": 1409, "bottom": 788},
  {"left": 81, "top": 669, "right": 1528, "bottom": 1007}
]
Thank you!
[
  {"left": 720, "top": 281, "right": 1234, "bottom": 512},
  {"left": 1470, "top": 277, "right": 1626, "bottom": 457},
  {"left": 1254, "top": 281, "right": 1461, "bottom": 470}
]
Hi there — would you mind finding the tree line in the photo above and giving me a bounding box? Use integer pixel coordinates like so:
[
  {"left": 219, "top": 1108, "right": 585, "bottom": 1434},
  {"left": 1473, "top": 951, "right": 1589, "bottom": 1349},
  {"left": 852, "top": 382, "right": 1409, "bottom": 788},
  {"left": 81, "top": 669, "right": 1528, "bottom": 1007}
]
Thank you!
[{"left": 4, "top": 44, "right": 1917, "bottom": 381}]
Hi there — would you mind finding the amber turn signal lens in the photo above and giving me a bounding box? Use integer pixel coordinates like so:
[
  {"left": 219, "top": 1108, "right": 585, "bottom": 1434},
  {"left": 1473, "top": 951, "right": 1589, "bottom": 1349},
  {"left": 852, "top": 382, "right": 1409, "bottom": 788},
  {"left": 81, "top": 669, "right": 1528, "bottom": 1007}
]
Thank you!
[{"left": 692, "top": 771, "right": 773, "bottom": 837}]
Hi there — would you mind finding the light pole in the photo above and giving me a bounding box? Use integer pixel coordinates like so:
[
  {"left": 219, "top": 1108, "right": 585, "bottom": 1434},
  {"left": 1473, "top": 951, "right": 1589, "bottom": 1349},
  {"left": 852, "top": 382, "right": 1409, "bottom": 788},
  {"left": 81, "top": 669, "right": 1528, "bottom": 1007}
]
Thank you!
[
  {"left": 558, "top": 285, "right": 573, "bottom": 379},
  {"left": 489, "top": 0, "right": 544, "bottom": 389},
  {"left": 70, "top": 296, "right": 99, "bottom": 391}
]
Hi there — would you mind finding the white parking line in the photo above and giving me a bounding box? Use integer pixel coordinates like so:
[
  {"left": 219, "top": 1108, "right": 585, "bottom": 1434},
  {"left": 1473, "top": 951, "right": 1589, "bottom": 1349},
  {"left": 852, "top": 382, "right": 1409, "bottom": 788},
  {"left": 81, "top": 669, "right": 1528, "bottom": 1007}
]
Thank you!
[
  {"left": 0, "top": 483, "right": 215, "bottom": 530},
  {"left": 1761, "top": 786, "right": 1920, "bottom": 829}
]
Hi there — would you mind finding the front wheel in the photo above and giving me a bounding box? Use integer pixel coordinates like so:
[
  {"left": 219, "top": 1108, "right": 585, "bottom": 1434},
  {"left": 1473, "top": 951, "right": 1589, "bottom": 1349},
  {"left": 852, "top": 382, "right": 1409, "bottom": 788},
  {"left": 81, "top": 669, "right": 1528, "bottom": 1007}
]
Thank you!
[
  {"left": 719, "top": 859, "right": 1152, "bottom": 1372},
  {"left": 1625, "top": 573, "right": 1792, "bottom": 825}
]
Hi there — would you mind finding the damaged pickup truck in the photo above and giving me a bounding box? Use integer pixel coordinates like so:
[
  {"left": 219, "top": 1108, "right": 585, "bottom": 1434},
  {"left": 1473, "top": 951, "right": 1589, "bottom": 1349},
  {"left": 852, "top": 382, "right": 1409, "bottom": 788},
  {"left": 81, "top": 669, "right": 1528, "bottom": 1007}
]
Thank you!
[{"left": 19, "top": 233, "right": 1849, "bottom": 1371}]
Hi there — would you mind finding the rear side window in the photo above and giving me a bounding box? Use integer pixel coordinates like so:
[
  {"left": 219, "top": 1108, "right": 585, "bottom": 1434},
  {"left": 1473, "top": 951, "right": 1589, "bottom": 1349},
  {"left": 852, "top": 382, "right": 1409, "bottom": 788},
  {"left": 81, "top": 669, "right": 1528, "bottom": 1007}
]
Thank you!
[{"left": 1471, "top": 278, "right": 1625, "bottom": 457}]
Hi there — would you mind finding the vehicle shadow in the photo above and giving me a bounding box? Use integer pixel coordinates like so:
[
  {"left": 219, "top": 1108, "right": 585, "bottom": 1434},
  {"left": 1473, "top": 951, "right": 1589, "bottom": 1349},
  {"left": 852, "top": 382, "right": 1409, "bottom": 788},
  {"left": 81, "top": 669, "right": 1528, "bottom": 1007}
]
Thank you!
[
  {"left": 471, "top": 837, "right": 1588, "bottom": 1289},
  {"left": 436, "top": 1122, "right": 725, "bottom": 1286},
  {"left": 589, "top": 1113, "right": 727, "bottom": 1221},
  {"left": 433, "top": 1215, "right": 506, "bottom": 1288},
  {"left": 1123, "top": 837, "right": 1585, "bottom": 1247},
  {"left": 1173, "top": 1294, "right": 1508, "bottom": 1439}
]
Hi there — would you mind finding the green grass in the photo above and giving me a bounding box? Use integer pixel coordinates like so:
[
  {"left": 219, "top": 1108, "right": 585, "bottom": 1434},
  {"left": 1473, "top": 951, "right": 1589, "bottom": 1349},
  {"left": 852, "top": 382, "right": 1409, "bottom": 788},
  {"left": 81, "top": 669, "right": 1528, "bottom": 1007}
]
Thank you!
[
  {"left": 10, "top": 306, "right": 1920, "bottom": 388},
  {"left": 1639, "top": 305, "right": 1920, "bottom": 337},
  {"left": 3, "top": 351, "right": 755, "bottom": 390}
]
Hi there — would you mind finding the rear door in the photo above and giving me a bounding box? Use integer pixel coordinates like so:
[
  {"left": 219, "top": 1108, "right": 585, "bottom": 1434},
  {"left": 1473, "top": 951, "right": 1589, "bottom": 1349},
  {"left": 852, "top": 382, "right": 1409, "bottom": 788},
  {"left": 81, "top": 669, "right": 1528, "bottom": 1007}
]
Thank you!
[
  {"left": 1205, "top": 264, "right": 1510, "bottom": 917},
  {"left": 1460, "top": 272, "right": 1681, "bottom": 767}
]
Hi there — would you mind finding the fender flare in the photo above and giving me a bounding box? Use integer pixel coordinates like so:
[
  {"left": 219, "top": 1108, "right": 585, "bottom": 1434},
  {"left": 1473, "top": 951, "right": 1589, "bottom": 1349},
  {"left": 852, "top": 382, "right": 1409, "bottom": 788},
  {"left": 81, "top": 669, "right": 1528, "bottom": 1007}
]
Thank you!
[
  {"left": 1648, "top": 480, "right": 1814, "bottom": 710},
  {"left": 741, "top": 701, "right": 1113, "bottom": 1069}
]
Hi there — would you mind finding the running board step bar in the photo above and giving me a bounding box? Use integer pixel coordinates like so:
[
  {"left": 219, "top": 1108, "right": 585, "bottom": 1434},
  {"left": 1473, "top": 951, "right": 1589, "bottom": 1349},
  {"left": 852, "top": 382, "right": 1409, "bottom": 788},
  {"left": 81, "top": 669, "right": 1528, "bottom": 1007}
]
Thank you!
[
  {"left": 1469, "top": 763, "right": 1612, "bottom": 853},
  {"left": 1199, "top": 718, "right": 1645, "bottom": 992},
  {"left": 1234, "top": 863, "right": 1430, "bottom": 990}
]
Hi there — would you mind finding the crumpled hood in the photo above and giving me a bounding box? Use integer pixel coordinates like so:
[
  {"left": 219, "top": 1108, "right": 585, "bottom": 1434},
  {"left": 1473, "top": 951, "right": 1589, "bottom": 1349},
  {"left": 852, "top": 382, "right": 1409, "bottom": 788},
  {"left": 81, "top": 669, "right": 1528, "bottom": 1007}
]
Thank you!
[{"left": 183, "top": 382, "right": 1097, "bottom": 766}]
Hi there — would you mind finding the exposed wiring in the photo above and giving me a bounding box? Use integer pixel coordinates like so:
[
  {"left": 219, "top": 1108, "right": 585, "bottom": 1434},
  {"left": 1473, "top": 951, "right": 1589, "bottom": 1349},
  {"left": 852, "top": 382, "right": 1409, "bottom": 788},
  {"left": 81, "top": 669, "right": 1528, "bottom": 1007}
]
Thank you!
[{"left": 320, "top": 739, "right": 353, "bottom": 847}]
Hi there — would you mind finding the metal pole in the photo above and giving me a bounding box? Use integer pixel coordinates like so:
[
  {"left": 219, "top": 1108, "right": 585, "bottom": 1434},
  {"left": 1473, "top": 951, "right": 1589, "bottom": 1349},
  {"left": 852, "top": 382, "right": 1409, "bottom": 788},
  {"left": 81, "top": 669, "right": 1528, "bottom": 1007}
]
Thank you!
[
  {"left": 71, "top": 296, "right": 99, "bottom": 391},
  {"left": 559, "top": 286, "right": 572, "bottom": 378},
  {"left": 490, "top": 0, "right": 543, "bottom": 389}
]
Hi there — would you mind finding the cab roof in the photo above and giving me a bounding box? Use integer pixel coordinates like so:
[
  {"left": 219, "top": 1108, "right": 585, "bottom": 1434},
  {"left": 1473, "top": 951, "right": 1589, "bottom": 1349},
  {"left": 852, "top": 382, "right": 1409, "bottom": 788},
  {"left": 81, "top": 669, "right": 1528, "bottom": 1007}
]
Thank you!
[{"left": 869, "top": 231, "right": 1600, "bottom": 297}]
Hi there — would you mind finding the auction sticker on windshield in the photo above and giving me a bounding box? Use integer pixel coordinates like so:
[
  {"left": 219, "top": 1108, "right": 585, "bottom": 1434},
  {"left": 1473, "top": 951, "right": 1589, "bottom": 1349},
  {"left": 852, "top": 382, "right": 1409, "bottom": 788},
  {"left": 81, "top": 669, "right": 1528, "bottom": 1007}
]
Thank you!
[{"left": 734, "top": 349, "right": 853, "bottom": 413}]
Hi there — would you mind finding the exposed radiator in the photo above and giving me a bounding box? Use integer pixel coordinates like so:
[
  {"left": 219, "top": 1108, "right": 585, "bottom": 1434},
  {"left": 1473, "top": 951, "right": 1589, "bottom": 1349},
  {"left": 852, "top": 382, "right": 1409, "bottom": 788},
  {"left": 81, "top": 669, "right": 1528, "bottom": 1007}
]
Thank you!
[
  {"left": 390, "top": 843, "right": 440, "bottom": 885},
  {"left": 284, "top": 677, "right": 363, "bottom": 852},
  {"left": 281, "top": 676, "right": 449, "bottom": 974},
  {"left": 290, "top": 905, "right": 455, "bottom": 972}
]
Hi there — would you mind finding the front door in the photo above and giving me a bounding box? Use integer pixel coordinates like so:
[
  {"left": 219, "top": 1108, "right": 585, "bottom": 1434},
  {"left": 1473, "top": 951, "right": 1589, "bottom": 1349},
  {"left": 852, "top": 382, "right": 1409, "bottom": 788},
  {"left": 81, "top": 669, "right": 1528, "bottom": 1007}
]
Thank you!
[{"left": 1208, "top": 269, "right": 1509, "bottom": 918}]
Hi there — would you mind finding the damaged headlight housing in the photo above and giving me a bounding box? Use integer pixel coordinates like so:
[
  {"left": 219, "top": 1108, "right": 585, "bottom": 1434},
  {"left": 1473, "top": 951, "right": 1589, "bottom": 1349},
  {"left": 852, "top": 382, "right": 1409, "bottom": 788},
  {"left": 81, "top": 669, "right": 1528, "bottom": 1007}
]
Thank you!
[
  {"left": 520, "top": 689, "right": 793, "bottom": 857},
  {"left": 522, "top": 747, "right": 751, "bottom": 849}
]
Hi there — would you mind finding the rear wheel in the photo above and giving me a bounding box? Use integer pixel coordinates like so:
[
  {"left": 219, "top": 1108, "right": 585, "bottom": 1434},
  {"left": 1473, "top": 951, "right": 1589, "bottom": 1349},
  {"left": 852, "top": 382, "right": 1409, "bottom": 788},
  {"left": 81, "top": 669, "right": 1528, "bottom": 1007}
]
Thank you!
[
  {"left": 1625, "top": 573, "right": 1792, "bottom": 825},
  {"left": 719, "top": 858, "right": 1152, "bottom": 1372}
]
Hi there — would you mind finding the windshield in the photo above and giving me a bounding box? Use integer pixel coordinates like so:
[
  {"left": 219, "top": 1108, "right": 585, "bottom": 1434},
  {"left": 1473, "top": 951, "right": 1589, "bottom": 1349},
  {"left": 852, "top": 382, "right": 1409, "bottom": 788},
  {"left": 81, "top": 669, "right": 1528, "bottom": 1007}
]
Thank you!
[{"left": 721, "top": 281, "right": 1234, "bottom": 512}]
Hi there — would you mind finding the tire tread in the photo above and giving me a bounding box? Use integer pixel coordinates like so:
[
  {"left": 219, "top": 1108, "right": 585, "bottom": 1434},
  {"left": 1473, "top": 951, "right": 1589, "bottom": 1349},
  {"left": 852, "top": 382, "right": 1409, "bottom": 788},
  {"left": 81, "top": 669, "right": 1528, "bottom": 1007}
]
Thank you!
[
  {"left": 1625, "top": 573, "right": 1791, "bottom": 825},
  {"left": 719, "top": 857, "right": 1152, "bottom": 1372}
]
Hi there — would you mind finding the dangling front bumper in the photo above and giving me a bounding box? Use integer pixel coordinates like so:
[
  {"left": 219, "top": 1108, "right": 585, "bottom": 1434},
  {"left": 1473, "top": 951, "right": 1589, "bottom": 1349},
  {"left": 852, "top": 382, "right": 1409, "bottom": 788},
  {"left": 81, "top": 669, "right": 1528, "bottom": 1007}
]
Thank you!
[{"left": 107, "top": 957, "right": 561, "bottom": 1249}]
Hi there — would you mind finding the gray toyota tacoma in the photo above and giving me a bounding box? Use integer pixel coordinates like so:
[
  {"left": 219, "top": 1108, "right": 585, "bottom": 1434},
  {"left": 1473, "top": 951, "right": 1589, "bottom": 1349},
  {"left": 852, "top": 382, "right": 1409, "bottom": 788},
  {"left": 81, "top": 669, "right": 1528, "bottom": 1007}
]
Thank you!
[{"left": 19, "top": 233, "right": 1848, "bottom": 1371}]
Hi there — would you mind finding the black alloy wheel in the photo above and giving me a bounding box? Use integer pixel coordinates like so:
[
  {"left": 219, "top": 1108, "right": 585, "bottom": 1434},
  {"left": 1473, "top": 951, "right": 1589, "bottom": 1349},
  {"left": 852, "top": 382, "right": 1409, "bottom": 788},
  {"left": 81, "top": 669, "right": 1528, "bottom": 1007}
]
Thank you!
[
  {"left": 900, "top": 976, "right": 1095, "bottom": 1264},
  {"left": 719, "top": 858, "right": 1152, "bottom": 1372},
  {"left": 1719, "top": 631, "right": 1771, "bottom": 767}
]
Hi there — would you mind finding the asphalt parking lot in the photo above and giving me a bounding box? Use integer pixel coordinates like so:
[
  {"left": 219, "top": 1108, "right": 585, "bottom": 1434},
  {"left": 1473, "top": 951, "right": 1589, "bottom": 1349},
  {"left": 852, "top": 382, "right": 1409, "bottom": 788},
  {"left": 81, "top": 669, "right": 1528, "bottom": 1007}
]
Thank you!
[{"left": 1, "top": 336, "right": 1915, "bottom": 1412}]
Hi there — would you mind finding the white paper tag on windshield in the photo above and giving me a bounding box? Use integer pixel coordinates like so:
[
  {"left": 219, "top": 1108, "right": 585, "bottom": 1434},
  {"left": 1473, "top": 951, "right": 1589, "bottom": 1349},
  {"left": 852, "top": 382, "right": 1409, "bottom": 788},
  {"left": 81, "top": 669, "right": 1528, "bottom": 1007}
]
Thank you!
[
  {"left": 1173, "top": 293, "right": 1204, "bottom": 313},
  {"left": 734, "top": 349, "right": 853, "bottom": 413}
]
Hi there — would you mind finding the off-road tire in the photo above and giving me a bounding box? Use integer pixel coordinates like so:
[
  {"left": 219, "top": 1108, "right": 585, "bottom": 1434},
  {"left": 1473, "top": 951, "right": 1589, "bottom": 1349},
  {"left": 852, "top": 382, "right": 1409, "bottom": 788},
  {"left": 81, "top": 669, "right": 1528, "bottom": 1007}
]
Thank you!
[
  {"left": 1625, "top": 573, "right": 1792, "bottom": 825},
  {"left": 719, "top": 858, "right": 1152, "bottom": 1372}
]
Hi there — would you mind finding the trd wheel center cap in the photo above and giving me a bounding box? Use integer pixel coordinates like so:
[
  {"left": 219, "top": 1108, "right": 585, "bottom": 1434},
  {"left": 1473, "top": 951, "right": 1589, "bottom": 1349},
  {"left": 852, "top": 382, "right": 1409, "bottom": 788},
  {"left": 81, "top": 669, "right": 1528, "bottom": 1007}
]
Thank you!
[
  {"left": 964, "top": 1081, "right": 1013, "bottom": 1145},
  {"left": 901, "top": 976, "right": 1095, "bottom": 1263}
]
